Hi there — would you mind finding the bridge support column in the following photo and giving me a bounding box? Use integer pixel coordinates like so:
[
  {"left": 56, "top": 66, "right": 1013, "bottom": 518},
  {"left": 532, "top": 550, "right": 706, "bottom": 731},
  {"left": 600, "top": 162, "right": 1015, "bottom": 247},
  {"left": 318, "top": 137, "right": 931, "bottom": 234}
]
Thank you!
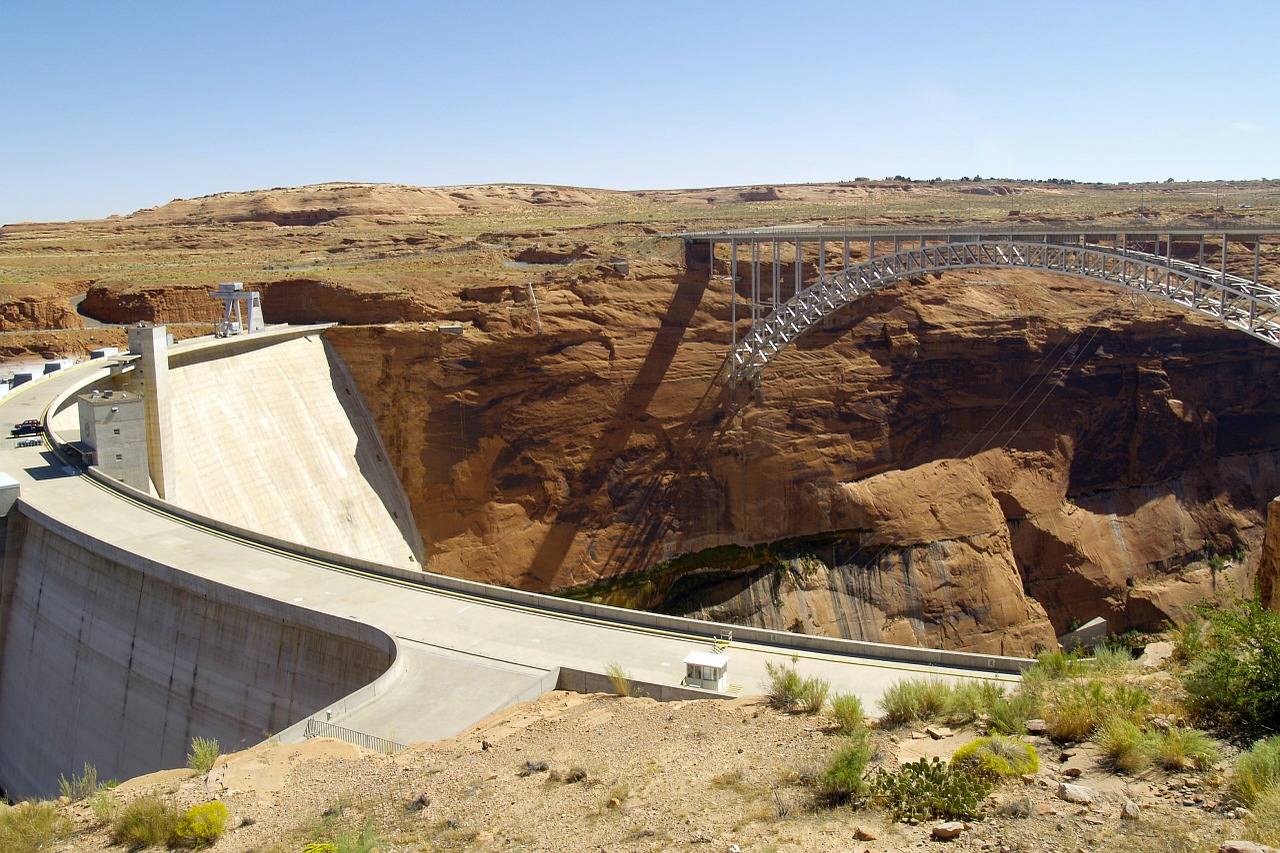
[
  {"left": 730, "top": 239, "right": 737, "bottom": 353},
  {"left": 750, "top": 243, "right": 758, "bottom": 323},
  {"left": 794, "top": 239, "right": 802, "bottom": 297},
  {"left": 772, "top": 240, "right": 780, "bottom": 307}
]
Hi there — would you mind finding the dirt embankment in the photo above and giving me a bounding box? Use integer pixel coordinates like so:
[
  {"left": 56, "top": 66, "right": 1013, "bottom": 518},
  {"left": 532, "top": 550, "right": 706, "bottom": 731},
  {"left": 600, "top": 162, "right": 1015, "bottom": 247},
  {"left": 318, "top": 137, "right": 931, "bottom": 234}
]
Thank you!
[{"left": 50, "top": 686, "right": 1271, "bottom": 853}]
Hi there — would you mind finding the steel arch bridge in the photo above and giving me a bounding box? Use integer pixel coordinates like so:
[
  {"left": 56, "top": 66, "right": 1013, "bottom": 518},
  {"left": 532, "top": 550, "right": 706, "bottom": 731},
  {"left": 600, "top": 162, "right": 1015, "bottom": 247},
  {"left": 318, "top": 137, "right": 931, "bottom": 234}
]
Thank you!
[{"left": 675, "top": 225, "right": 1280, "bottom": 387}]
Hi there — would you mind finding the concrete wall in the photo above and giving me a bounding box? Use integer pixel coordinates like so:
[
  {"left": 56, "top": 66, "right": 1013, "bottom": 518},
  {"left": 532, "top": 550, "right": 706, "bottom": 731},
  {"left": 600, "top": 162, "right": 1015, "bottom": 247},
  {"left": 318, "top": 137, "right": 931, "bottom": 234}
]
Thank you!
[
  {"left": 161, "top": 332, "right": 424, "bottom": 569},
  {"left": 0, "top": 504, "right": 396, "bottom": 799},
  {"left": 555, "top": 667, "right": 731, "bottom": 702}
]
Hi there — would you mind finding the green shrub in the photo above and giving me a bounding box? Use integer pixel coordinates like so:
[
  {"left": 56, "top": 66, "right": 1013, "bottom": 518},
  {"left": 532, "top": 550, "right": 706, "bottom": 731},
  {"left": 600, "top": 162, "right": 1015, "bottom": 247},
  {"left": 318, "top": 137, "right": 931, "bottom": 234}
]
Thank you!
[
  {"left": 764, "top": 658, "right": 828, "bottom": 713},
  {"left": 1183, "top": 599, "right": 1280, "bottom": 739},
  {"left": 58, "top": 762, "right": 100, "bottom": 801},
  {"left": 0, "top": 801, "right": 73, "bottom": 853},
  {"left": 818, "top": 727, "right": 874, "bottom": 802},
  {"left": 828, "top": 693, "right": 866, "bottom": 734},
  {"left": 173, "top": 801, "right": 228, "bottom": 848},
  {"left": 1085, "top": 645, "right": 1135, "bottom": 676},
  {"left": 1234, "top": 736, "right": 1280, "bottom": 805},
  {"left": 1044, "top": 679, "right": 1150, "bottom": 742},
  {"left": 1094, "top": 717, "right": 1155, "bottom": 773},
  {"left": 186, "top": 737, "right": 221, "bottom": 774},
  {"left": 765, "top": 658, "right": 804, "bottom": 712},
  {"left": 870, "top": 757, "right": 993, "bottom": 822},
  {"left": 798, "top": 675, "right": 831, "bottom": 715},
  {"left": 878, "top": 678, "right": 952, "bottom": 727},
  {"left": 988, "top": 693, "right": 1040, "bottom": 736},
  {"left": 111, "top": 795, "right": 181, "bottom": 849},
  {"left": 951, "top": 735, "right": 1039, "bottom": 779},
  {"left": 1170, "top": 617, "right": 1206, "bottom": 662},
  {"left": 1245, "top": 782, "right": 1280, "bottom": 846},
  {"left": 1031, "top": 649, "right": 1083, "bottom": 681},
  {"left": 1155, "top": 726, "right": 1219, "bottom": 771},
  {"left": 90, "top": 788, "right": 120, "bottom": 825},
  {"left": 333, "top": 817, "right": 383, "bottom": 853},
  {"left": 945, "top": 680, "right": 1005, "bottom": 726}
]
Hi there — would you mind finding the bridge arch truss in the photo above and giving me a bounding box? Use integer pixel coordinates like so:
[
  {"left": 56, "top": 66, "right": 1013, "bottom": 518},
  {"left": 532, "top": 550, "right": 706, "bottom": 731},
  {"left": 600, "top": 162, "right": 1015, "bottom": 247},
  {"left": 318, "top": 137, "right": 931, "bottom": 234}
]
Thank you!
[{"left": 675, "top": 225, "right": 1280, "bottom": 387}]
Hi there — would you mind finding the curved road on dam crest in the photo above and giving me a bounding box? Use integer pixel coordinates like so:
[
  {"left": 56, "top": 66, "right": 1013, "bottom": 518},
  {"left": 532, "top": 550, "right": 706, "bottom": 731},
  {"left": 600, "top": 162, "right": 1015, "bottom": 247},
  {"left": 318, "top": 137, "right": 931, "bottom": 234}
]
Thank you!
[{"left": 0, "top": 326, "right": 1023, "bottom": 797}]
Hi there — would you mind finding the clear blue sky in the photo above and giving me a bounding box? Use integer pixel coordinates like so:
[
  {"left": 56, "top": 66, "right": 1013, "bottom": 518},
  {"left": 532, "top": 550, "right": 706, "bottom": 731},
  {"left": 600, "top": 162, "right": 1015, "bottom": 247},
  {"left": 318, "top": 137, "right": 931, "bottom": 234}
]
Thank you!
[{"left": 2, "top": 0, "right": 1276, "bottom": 224}]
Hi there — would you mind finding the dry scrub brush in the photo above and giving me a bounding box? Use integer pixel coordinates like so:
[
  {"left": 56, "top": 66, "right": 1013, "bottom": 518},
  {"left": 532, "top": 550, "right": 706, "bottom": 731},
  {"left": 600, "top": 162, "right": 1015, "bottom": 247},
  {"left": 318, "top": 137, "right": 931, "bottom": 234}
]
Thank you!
[
  {"left": 765, "top": 657, "right": 829, "bottom": 714},
  {"left": 877, "top": 677, "right": 1008, "bottom": 728},
  {"left": 0, "top": 801, "right": 73, "bottom": 853}
]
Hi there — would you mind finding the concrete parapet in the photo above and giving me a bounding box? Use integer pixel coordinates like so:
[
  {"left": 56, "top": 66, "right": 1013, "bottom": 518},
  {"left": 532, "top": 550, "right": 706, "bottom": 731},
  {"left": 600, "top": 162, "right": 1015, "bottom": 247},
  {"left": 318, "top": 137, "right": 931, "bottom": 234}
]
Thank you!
[
  {"left": 0, "top": 502, "right": 396, "bottom": 799},
  {"left": 555, "top": 667, "right": 732, "bottom": 702},
  {"left": 0, "top": 474, "right": 18, "bottom": 517}
]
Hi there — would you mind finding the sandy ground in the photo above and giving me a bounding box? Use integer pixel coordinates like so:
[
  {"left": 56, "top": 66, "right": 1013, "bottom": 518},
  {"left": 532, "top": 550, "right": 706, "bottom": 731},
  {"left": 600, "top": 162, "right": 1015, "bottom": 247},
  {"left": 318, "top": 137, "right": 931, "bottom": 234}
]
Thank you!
[{"left": 43, "top": 690, "right": 1259, "bottom": 853}]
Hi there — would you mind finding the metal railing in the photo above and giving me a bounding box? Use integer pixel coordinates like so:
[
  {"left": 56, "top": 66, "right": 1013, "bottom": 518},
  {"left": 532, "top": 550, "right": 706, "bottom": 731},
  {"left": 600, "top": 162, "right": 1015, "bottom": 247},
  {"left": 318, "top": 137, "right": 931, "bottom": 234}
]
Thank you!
[
  {"left": 302, "top": 718, "right": 407, "bottom": 754},
  {"left": 731, "top": 240, "right": 1280, "bottom": 384}
]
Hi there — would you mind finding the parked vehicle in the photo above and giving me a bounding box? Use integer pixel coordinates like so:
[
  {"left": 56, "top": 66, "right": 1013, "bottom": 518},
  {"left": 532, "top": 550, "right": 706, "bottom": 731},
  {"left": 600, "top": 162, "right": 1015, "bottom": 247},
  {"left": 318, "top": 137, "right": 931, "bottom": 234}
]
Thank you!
[{"left": 11, "top": 423, "right": 44, "bottom": 437}]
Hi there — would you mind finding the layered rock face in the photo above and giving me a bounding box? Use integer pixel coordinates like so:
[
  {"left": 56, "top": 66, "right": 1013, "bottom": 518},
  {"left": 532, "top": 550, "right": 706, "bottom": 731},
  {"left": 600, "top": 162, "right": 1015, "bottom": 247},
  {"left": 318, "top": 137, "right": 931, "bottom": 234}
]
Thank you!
[
  {"left": 0, "top": 284, "right": 84, "bottom": 331},
  {"left": 80, "top": 278, "right": 433, "bottom": 326},
  {"left": 326, "top": 263, "right": 1280, "bottom": 655}
]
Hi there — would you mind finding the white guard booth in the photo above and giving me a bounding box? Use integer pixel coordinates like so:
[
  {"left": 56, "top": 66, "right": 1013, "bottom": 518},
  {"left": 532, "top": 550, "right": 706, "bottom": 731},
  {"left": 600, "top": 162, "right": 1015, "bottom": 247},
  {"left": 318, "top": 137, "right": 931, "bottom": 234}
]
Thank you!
[{"left": 683, "top": 650, "right": 729, "bottom": 692}]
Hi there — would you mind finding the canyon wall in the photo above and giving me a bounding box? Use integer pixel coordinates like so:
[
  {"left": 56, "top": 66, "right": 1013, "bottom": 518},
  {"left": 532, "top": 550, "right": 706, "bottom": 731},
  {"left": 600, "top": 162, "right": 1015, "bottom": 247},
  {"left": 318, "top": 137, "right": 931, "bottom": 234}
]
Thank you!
[{"left": 326, "top": 263, "right": 1280, "bottom": 654}]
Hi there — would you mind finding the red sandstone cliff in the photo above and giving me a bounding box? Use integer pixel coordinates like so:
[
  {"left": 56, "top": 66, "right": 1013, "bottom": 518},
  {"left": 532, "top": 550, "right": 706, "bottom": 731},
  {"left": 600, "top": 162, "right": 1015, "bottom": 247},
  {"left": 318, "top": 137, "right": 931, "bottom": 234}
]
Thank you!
[{"left": 322, "top": 262, "right": 1279, "bottom": 655}]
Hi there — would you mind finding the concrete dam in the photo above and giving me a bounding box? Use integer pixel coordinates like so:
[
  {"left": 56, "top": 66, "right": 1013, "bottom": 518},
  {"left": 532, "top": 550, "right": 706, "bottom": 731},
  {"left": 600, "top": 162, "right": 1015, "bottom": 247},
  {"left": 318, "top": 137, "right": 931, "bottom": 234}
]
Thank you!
[{"left": 0, "top": 324, "right": 1021, "bottom": 799}]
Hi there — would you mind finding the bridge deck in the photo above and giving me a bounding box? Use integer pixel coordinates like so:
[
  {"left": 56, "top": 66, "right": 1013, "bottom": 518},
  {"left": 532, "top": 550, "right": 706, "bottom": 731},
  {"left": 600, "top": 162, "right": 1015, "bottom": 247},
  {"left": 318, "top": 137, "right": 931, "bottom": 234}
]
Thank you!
[{"left": 674, "top": 223, "right": 1280, "bottom": 241}]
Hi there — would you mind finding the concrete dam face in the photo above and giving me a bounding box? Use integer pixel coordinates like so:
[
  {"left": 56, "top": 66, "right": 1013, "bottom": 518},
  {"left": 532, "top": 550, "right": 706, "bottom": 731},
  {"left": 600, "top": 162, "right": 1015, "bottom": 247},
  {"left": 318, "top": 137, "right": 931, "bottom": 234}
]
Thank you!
[{"left": 0, "top": 330, "right": 421, "bottom": 798}]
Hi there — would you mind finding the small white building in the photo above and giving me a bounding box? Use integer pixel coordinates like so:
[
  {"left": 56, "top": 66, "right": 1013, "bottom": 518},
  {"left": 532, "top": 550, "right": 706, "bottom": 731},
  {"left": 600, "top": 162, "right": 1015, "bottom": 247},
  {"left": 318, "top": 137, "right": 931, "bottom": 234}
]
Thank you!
[{"left": 683, "top": 650, "right": 730, "bottom": 692}]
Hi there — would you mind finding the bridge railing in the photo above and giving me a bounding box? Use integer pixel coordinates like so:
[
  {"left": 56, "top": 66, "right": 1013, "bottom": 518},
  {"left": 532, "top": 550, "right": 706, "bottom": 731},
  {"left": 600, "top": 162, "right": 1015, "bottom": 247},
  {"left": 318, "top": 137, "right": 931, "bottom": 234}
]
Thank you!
[{"left": 731, "top": 239, "right": 1280, "bottom": 384}]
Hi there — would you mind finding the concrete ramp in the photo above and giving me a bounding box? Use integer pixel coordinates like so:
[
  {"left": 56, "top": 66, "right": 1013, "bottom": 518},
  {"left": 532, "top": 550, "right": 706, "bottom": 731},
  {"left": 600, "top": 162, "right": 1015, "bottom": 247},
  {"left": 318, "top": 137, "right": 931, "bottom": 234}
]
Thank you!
[{"left": 164, "top": 333, "right": 423, "bottom": 569}]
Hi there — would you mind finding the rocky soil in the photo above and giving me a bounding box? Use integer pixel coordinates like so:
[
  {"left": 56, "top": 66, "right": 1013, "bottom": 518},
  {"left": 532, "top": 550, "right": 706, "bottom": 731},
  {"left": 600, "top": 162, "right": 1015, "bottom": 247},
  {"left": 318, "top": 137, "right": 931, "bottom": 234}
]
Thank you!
[
  {"left": 43, "top": 687, "right": 1271, "bottom": 853},
  {"left": 4, "top": 181, "right": 1280, "bottom": 655}
]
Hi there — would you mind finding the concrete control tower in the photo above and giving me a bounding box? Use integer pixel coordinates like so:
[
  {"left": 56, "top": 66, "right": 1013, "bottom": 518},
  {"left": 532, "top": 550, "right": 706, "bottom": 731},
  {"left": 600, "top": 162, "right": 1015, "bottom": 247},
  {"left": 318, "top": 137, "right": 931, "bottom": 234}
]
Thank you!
[{"left": 76, "top": 390, "right": 148, "bottom": 491}]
